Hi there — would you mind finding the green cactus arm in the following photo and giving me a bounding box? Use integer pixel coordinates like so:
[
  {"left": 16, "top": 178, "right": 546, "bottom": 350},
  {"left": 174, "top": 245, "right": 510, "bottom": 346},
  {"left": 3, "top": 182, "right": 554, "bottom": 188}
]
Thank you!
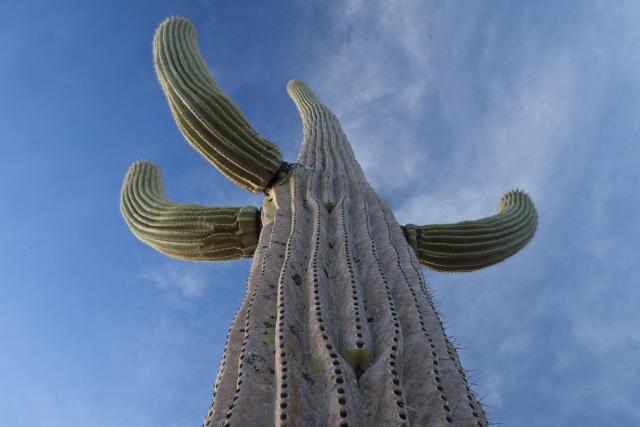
[
  {"left": 403, "top": 190, "right": 537, "bottom": 272},
  {"left": 153, "top": 17, "right": 283, "bottom": 193},
  {"left": 120, "top": 161, "right": 260, "bottom": 261}
]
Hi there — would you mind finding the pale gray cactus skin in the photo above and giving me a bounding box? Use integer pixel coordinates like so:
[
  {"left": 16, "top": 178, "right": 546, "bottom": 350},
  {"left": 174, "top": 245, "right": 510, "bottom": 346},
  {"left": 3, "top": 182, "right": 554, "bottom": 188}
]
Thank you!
[{"left": 120, "top": 17, "right": 538, "bottom": 427}]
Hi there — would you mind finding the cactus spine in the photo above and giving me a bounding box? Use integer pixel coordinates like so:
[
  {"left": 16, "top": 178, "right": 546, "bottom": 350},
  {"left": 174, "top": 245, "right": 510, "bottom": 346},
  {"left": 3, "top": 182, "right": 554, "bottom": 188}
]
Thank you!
[{"left": 120, "top": 17, "right": 537, "bottom": 427}]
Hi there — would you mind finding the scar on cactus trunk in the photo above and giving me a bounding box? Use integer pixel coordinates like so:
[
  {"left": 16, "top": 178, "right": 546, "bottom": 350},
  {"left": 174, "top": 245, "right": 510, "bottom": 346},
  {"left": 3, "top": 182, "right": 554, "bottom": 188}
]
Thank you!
[{"left": 120, "top": 17, "right": 537, "bottom": 427}]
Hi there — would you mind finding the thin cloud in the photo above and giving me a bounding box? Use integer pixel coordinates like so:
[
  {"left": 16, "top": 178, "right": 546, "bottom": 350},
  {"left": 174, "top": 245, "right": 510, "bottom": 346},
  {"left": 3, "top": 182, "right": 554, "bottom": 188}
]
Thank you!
[
  {"left": 299, "top": 1, "right": 640, "bottom": 424},
  {"left": 141, "top": 263, "right": 209, "bottom": 299}
]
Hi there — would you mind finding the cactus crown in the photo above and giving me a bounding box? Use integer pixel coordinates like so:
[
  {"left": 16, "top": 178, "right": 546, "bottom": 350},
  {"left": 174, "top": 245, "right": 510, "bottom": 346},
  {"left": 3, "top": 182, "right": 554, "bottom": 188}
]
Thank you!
[{"left": 121, "top": 16, "right": 537, "bottom": 267}]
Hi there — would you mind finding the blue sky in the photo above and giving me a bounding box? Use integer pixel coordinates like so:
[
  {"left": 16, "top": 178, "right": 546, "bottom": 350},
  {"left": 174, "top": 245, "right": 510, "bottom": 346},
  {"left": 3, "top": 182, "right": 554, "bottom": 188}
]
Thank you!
[{"left": 1, "top": 1, "right": 639, "bottom": 426}]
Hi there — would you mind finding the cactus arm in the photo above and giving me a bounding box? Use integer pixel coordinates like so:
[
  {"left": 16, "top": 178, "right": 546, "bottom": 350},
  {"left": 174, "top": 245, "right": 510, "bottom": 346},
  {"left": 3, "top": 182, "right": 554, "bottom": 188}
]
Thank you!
[
  {"left": 153, "top": 17, "right": 283, "bottom": 193},
  {"left": 404, "top": 190, "right": 537, "bottom": 272},
  {"left": 120, "top": 161, "right": 260, "bottom": 261}
]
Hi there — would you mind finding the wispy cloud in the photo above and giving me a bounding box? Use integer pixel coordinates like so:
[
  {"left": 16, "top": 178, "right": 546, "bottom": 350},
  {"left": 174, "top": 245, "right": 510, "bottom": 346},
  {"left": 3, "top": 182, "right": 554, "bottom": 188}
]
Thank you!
[
  {"left": 305, "top": 1, "right": 638, "bottom": 222},
  {"left": 299, "top": 0, "right": 640, "bottom": 424},
  {"left": 141, "top": 263, "right": 210, "bottom": 299}
]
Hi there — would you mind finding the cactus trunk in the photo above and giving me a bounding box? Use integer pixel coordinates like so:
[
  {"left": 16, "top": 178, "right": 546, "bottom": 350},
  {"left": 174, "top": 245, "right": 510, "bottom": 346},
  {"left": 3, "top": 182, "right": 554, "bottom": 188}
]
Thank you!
[
  {"left": 121, "top": 17, "right": 537, "bottom": 427},
  {"left": 203, "top": 83, "right": 487, "bottom": 427}
]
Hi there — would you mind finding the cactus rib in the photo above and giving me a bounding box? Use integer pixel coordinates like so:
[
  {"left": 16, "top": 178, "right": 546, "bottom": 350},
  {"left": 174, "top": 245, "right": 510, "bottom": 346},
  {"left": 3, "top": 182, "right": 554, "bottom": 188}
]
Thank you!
[
  {"left": 404, "top": 190, "right": 538, "bottom": 272},
  {"left": 120, "top": 161, "right": 260, "bottom": 261},
  {"left": 153, "top": 17, "right": 282, "bottom": 193}
]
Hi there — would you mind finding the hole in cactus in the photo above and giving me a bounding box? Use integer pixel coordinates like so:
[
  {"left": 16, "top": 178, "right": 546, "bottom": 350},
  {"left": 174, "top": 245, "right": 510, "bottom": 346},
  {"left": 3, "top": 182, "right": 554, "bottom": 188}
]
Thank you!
[
  {"left": 354, "top": 366, "right": 364, "bottom": 381},
  {"left": 323, "top": 201, "right": 335, "bottom": 213}
]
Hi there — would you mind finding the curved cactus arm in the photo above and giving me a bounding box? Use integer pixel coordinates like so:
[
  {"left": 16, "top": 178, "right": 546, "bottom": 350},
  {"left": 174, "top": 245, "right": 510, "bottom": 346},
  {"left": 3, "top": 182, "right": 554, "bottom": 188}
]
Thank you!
[
  {"left": 153, "top": 17, "right": 283, "bottom": 193},
  {"left": 120, "top": 161, "right": 260, "bottom": 261},
  {"left": 404, "top": 190, "right": 537, "bottom": 272}
]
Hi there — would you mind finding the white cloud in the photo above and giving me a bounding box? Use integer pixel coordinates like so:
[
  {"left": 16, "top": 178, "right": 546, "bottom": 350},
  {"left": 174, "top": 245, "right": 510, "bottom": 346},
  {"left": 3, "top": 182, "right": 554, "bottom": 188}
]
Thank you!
[
  {"left": 300, "top": 1, "right": 640, "bottom": 424},
  {"left": 141, "top": 263, "right": 209, "bottom": 299},
  {"left": 303, "top": 0, "right": 637, "bottom": 222}
]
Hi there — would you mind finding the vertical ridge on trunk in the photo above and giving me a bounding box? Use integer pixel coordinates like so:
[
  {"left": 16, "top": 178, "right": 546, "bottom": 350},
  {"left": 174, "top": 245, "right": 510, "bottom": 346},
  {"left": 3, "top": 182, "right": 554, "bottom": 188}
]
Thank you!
[
  {"left": 207, "top": 180, "right": 290, "bottom": 426},
  {"left": 274, "top": 168, "right": 319, "bottom": 426},
  {"left": 311, "top": 170, "right": 367, "bottom": 426},
  {"left": 358, "top": 195, "right": 410, "bottom": 426},
  {"left": 380, "top": 201, "right": 488, "bottom": 424},
  {"left": 207, "top": 218, "right": 278, "bottom": 425},
  {"left": 206, "top": 285, "right": 248, "bottom": 424},
  {"left": 332, "top": 198, "right": 371, "bottom": 372},
  {"left": 367, "top": 194, "right": 449, "bottom": 425},
  {"left": 305, "top": 170, "right": 348, "bottom": 426},
  {"left": 374, "top": 197, "right": 457, "bottom": 425}
]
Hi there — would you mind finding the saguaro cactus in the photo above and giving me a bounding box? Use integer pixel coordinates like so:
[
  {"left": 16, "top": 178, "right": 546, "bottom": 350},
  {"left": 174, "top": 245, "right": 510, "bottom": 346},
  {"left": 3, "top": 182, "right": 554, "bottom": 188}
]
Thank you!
[{"left": 121, "top": 17, "right": 537, "bottom": 427}]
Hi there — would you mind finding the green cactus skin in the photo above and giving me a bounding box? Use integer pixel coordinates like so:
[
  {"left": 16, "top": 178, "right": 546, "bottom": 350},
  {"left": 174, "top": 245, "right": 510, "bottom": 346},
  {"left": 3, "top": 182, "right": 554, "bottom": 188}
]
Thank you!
[
  {"left": 120, "top": 16, "right": 539, "bottom": 427},
  {"left": 120, "top": 161, "right": 259, "bottom": 261},
  {"left": 404, "top": 190, "right": 538, "bottom": 272},
  {"left": 153, "top": 17, "right": 282, "bottom": 193}
]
